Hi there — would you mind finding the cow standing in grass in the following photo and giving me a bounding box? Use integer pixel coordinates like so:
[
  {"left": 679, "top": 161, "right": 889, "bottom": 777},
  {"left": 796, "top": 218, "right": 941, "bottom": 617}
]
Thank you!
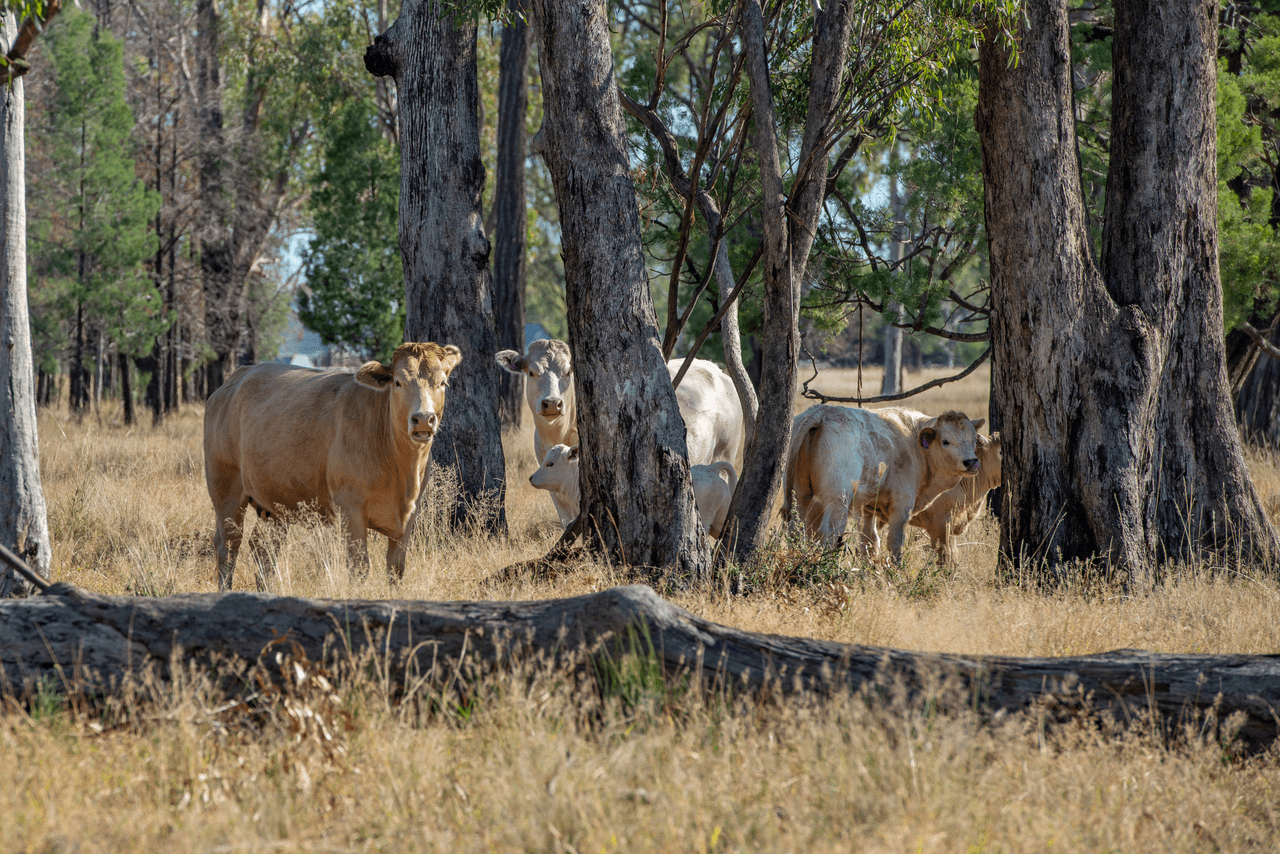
[
  {"left": 495, "top": 339, "right": 577, "bottom": 466},
  {"left": 909, "top": 432, "right": 1002, "bottom": 564},
  {"left": 783, "top": 406, "right": 983, "bottom": 562},
  {"left": 203, "top": 342, "right": 462, "bottom": 590}
]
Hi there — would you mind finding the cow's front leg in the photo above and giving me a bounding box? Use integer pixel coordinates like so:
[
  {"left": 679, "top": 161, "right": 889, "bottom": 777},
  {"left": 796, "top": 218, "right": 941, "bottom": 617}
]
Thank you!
[
  {"left": 333, "top": 499, "right": 372, "bottom": 580},
  {"left": 884, "top": 507, "right": 912, "bottom": 563},
  {"left": 858, "top": 509, "right": 881, "bottom": 556}
]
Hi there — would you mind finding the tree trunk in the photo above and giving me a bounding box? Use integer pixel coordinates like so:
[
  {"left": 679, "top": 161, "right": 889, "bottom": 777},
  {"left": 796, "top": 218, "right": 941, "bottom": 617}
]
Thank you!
[
  {"left": 3, "top": 583, "right": 1279, "bottom": 751},
  {"left": 493, "top": 0, "right": 529, "bottom": 432},
  {"left": 528, "top": 0, "right": 708, "bottom": 581},
  {"left": 118, "top": 351, "right": 133, "bottom": 426},
  {"left": 977, "top": 0, "right": 1278, "bottom": 583},
  {"left": 1236, "top": 322, "right": 1280, "bottom": 446},
  {"left": 726, "top": 0, "right": 854, "bottom": 566},
  {"left": 881, "top": 170, "right": 905, "bottom": 395},
  {"left": 0, "top": 11, "right": 52, "bottom": 597},
  {"left": 196, "top": 0, "right": 236, "bottom": 396},
  {"left": 365, "top": 0, "right": 507, "bottom": 534}
]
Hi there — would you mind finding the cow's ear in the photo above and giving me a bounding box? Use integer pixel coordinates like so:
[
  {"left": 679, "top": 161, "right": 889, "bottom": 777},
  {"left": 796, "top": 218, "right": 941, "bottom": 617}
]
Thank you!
[
  {"left": 439, "top": 345, "right": 463, "bottom": 375},
  {"left": 354, "top": 360, "right": 394, "bottom": 390},
  {"left": 970, "top": 418, "right": 985, "bottom": 432},
  {"left": 919, "top": 427, "right": 937, "bottom": 450},
  {"left": 494, "top": 350, "right": 524, "bottom": 374},
  {"left": 567, "top": 445, "right": 580, "bottom": 462},
  {"left": 989, "top": 431, "right": 1001, "bottom": 447}
]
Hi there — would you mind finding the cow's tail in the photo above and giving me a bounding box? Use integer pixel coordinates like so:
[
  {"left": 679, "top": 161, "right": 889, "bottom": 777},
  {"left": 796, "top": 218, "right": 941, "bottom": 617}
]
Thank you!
[
  {"left": 707, "top": 460, "right": 738, "bottom": 493},
  {"left": 780, "top": 412, "right": 822, "bottom": 524}
]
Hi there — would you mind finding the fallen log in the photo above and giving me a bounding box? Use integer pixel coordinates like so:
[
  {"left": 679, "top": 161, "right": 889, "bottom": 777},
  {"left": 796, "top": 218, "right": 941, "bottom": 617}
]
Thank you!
[{"left": 2, "top": 582, "right": 1278, "bottom": 749}]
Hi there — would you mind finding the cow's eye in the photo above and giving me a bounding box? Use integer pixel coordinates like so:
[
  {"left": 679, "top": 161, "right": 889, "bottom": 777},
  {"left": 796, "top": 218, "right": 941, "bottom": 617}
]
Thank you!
[
  {"left": 546, "top": 462, "right": 554, "bottom": 468},
  {"left": 942, "top": 440, "right": 950, "bottom": 446},
  {"left": 394, "top": 380, "right": 402, "bottom": 388}
]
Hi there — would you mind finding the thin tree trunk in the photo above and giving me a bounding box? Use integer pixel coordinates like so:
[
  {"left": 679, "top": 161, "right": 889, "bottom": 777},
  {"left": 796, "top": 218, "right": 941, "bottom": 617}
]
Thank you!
[
  {"left": 725, "top": 0, "right": 854, "bottom": 566},
  {"left": 528, "top": 0, "right": 709, "bottom": 581},
  {"left": 977, "top": 0, "right": 1278, "bottom": 582},
  {"left": 0, "top": 11, "right": 51, "bottom": 596},
  {"left": 365, "top": 0, "right": 507, "bottom": 533},
  {"left": 493, "top": 0, "right": 529, "bottom": 432},
  {"left": 881, "top": 169, "right": 905, "bottom": 395}
]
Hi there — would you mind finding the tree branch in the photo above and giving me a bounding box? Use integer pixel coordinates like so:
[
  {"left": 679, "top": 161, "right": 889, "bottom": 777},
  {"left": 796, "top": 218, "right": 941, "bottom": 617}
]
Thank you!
[
  {"left": 0, "top": 0, "right": 62, "bottom": 84},
  {"left": 801, "top": 346, "right": 991, "bottom": 404}
]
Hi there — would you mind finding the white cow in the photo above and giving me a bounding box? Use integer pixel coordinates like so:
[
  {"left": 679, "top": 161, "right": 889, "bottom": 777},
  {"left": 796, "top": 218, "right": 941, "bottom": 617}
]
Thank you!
[
  {"left": 528, "top": 443, "right": 580, "bottom": 529},
  {"left": 495, "top": 339, "right": 577, "bottom": 464},
  {"left": 783, "top": 405, "right": 983, "bottom": 562},
  {"left": 691, "top": 461, "right": 737, "bottom": 539},
  {"left": 667, "top": 357, "right": 744, "bottom": 467}
]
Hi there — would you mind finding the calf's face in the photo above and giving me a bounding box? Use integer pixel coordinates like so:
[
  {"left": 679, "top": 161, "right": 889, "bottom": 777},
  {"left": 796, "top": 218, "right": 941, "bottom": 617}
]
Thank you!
[
  {"left": 918, "top": 411, "right": 984, "bottom": 477},
  {"left": 496, "top": 339, "right": 574, "bottom": 423},
  {"left": 530, "top": 444, "right": 579, "bottom": 492},
  {"left": 356, "top": 342, "right": 463, "bottom": 444}
]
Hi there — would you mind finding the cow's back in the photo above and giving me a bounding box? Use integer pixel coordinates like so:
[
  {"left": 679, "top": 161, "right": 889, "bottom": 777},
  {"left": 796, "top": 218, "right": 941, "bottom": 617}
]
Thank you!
[
  {"left": 204, "top": 363, "right": 352, "bottom": 518},
  {"left": 668, "top": 358, "right": 744, "bottom": 466}
]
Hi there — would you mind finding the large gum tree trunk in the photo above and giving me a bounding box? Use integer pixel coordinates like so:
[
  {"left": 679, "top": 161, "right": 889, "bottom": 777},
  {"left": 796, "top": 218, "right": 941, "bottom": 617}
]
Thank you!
[
  {"left": 0, "top": 11, "right": 52, "bottom": 596},
  {"left": 493, "top": 0, "right": 529, "bottom": 432},
  {"left": 528, "top": 0, "right": 708, "bottom": 581},
  {"left": 365, "top": 0, "right": 507, "bottom": 533},
  {"left": 977, "top": 0, "right": 1278, "bottom": 583}
]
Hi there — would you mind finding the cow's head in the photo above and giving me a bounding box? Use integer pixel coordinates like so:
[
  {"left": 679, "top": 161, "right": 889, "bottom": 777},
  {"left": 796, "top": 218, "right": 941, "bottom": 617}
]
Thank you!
[
  {"left": 529, "top": 443, "right": 579, "bottom": 492},
  {"left": 355, "top": 342, "right": 463, "bottom": 445},
  {"left": 495, "top": 338, "right": 574, "bottom": 424},
  {"left": 917, "top": 411, "right": 984, "bottom": 476}
]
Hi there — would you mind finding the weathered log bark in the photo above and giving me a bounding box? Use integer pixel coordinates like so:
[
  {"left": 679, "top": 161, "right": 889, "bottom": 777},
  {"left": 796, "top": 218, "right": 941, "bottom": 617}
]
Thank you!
[
  {"left": 493, "top": 0, "right": 530, "bottom": 432},
  {"left": 366, "top": 0, "right": 507, "bottom": 533},
  {"left": 977, "top": 0, "right": 1278, "bottom": 582},
  {"left": 0, "top": 10, "right": 52, "bottom": 597},
  {"left": 528, "top": 0, "right": 708, "bottom": 581},
  {"left": 2, "top": 583, "right": 1278, "bottom": 750}
]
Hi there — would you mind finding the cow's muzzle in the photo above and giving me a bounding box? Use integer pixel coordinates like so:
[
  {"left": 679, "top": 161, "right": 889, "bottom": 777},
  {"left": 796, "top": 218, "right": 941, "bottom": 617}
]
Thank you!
[
  {"left": 963, "top": 458, "right": 980, "bottom": 474},
  {"left": 410, "top": 412, "right": 439, "bottom": 442},
  {"left": 539, "top": 398, "right": 565, "bottom": 418}
]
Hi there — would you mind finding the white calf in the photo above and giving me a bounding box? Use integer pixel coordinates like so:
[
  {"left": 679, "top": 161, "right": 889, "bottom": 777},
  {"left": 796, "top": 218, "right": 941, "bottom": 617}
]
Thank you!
[{"left": 528, "top": 444, "right": 579, "bottom": 529}]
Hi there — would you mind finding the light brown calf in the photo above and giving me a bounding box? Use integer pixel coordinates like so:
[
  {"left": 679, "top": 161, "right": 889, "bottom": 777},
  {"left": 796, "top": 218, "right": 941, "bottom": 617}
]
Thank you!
[
  {"left": 783, "top": 405, "right": 984, "bottom": 562},
  {"left": 203, "top": 342, "right": 462, "bottom": 590},
  {"left": 908, "top": 432, "right": 1002, "bottom": 564}
]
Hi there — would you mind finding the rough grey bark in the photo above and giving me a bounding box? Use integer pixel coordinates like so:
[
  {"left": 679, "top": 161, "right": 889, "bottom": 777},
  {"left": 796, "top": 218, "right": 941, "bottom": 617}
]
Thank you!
[
  {"left": 528, "top": 0, "right": 708, "bottom": 581},
  {"left": 3, "top": 583, "right": 1279, "bottom": 750},
  {"left": 726, "top": 0, "right": 854, "bottom": 564},
  {"left": 1236, "top": 322, "right": 1280, "bottom": 446},
  {"left": 0, "top": 12, "right": 52, "bottom": 597},
  {"left": 977, "top": 0, "right": 1278, "bottom": 581},
  {"left": 366, "top": 0, "right": 507, "bottom": 533},
  {"left": 493, "top": 0, "right": 530, "bottom": 431}
]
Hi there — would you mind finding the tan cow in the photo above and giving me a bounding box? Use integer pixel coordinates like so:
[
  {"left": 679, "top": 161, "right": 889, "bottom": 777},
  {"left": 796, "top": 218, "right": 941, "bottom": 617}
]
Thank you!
[
  {"left": 908, "top": 432, "right": 1002, "bottom": 564},
  {"left": 782, "top": 405, "right": 983, "bottom": 562},
  {"left": 203, "top": 342, "right": 462, "bottom": 590},
  {"left": 495, "top": 339, "right": 577, "bottom": 464}
]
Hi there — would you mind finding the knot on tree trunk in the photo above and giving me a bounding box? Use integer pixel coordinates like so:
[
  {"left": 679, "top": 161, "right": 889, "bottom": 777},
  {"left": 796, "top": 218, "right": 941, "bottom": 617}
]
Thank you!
[{"left": 364, "top": 37, "right": 397, "bottom": 79}]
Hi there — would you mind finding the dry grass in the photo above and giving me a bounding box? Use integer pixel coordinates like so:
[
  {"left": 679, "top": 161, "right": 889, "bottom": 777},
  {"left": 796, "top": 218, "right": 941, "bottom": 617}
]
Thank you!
[{"left": 5, "top": 365, "right": 1280, "bottom": 853}]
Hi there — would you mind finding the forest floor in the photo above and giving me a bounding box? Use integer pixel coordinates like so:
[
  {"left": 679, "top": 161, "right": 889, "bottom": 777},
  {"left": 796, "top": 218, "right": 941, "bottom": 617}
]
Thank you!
[{"left": 4, "top": 365, "right": 1279, "bottom": 852}]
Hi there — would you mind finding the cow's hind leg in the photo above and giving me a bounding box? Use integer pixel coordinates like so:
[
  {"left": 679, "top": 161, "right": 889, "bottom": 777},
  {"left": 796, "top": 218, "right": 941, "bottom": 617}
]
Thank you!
[
  {"left": 214, "top": 495, "right": 250, "bottom": 591},
  {"left": 247, "top": 505, "right": 287, "bottom": 591}
]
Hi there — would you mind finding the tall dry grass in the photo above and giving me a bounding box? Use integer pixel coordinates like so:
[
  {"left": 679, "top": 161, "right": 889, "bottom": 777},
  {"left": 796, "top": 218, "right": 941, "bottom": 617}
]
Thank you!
[{"left": 4, "top": 365, "right": 1279, "bottom": 852}]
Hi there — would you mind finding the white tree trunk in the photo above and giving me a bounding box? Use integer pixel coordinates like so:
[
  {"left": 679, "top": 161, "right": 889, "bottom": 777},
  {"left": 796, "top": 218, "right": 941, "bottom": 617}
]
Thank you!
[
  {"left": 880, "top": 170, "right": 905, "bottom": 395},
  {"left": 0, "top": 11, "right": 52, "bottom": 597}
]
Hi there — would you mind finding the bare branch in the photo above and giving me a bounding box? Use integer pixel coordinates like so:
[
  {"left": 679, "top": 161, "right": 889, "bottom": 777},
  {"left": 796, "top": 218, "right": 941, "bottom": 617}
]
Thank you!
[{"left": 801, "top": 347, "right": 991, "bottom": 405}]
